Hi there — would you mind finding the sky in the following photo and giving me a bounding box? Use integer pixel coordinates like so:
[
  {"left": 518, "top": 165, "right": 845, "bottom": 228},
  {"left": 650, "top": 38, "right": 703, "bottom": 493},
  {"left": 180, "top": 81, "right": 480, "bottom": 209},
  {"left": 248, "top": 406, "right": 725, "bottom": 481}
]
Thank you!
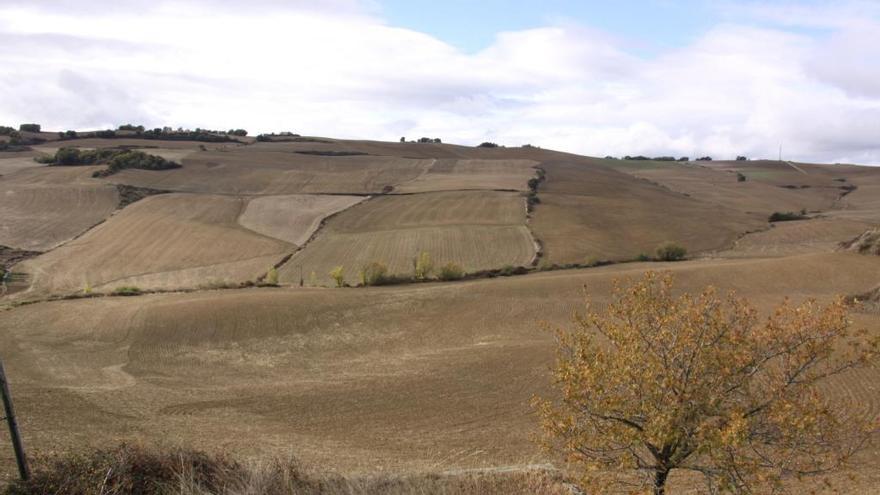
[{"left": 1, "top": 1, "right": 879, "bottom": 164}]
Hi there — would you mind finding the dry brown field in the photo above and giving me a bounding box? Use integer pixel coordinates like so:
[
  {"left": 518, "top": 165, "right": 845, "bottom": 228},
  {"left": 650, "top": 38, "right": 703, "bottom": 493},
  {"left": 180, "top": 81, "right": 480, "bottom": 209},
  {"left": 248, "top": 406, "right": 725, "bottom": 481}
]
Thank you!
[
  {"left": 238, "top": 194, "right": 367, "bottom": 246},
  {"left": 2, "top": 136, "right": 880, "bottom": 493},
  {"left": 0, "top": 164, "right": 119, "bottom": 251},
  {"left": 2, "top": 253, "right": 880, "bottom": 492},
  {"left": 14, "top": 193, "right": 290, "bottom": 296},
  {"left": 279, "top": 190, "right": 535, "bottom": 284}
]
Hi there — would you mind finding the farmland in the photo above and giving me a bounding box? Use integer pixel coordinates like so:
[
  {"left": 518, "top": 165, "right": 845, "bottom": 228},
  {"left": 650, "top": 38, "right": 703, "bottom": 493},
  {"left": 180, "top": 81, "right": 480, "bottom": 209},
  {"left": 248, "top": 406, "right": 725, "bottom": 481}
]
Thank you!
[
  {"left": 279, "top": 191, "right": 535, "bottom": 284},
  {"left": 2, "top": 134, "right": 880, "bottom": 493},
  {"left": 15, "top": 193, "right": 291, "bottom": 296}
]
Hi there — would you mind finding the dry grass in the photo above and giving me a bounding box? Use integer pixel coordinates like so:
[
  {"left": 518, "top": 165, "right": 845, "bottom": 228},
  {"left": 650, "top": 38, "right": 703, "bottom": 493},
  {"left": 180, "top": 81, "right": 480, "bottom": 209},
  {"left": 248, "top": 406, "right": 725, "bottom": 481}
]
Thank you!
[{"left": 3, "top": 444, "right": 570, "bottom": 495}]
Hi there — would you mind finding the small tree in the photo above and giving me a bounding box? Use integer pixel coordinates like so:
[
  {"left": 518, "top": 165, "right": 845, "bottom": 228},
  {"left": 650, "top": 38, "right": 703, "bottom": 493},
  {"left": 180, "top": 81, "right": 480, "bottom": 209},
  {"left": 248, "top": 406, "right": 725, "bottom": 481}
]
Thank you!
[
  {"left": 329, "top": 266, "right": 345, "bottom": 287},
  {"left": 535, "top": 272, "right": 878, "bottom": 494},
  {"left": 19, "top": 123, "right": 41, "bottom": 132},
  {"left": 413, "top": 251, "right": 434, "bottom": 280},
  {"left": 265, "top": 266, "right": 278, "bottom": 285},
  {"left": 655, "top": 242, "right": 687, "bottom": 261}
]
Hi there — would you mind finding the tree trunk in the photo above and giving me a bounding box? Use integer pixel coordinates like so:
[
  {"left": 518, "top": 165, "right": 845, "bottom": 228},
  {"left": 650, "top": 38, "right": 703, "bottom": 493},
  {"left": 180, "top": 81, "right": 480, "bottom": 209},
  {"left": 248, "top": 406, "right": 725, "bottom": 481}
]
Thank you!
[{"left": 653, "top": 468, "right": 669, "bottom": 495}]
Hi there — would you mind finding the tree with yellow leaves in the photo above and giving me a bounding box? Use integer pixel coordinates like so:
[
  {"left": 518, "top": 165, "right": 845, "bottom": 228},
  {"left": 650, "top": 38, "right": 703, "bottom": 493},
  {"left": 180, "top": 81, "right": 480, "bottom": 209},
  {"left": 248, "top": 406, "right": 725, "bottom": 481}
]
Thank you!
[{"left": 534, "top": 272, "right": 878, "bottom": 494}]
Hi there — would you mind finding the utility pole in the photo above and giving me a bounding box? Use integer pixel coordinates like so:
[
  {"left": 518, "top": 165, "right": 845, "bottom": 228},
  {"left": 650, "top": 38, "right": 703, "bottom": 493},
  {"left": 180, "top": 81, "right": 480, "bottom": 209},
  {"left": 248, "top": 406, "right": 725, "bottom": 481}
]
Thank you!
[
  {"left": 0, "top": 359, "right": 29, "bottom": 480},
  {"left": 779, "top": 143, "right": 783, "bottom": 162}
]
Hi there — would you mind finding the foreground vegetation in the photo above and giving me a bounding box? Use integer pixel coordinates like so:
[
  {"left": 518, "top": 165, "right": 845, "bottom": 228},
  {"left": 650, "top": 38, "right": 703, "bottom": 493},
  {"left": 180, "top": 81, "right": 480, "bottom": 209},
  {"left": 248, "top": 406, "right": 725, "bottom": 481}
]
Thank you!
[
  {"left": 536, "top": 272, "right": 879, "bottom": 494},
  {"left": 3, "top": 444, "right": 570, "bottom": 495}
]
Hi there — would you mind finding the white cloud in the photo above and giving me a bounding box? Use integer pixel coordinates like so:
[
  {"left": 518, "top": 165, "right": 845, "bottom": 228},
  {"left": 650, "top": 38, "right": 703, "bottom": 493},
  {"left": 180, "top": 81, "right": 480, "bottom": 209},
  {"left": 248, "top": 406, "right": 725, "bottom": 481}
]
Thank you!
[{"left": 1, "top": 1, "right": 879, "bottom": 164}]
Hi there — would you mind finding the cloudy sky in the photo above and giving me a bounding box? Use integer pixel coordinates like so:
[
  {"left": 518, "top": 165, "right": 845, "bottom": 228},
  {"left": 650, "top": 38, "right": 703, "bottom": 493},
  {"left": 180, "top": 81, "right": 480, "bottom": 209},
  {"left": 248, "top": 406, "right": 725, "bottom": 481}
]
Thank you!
[{"left": 1, "top": 0, "right": 879, "bottom": 163}]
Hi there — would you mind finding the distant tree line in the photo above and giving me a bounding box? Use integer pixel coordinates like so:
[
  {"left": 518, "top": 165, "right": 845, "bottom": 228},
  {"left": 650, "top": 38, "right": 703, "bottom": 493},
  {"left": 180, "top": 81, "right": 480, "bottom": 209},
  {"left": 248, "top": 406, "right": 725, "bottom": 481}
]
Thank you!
[
  {"left": 609, "top": 155, "right": 752, "bottom": 162},
  {"left": 257, "top": 132, "right": 303, "bottom": 142},
  {"left": 399, "top": 137, "right": 443, "bottom": 143}
]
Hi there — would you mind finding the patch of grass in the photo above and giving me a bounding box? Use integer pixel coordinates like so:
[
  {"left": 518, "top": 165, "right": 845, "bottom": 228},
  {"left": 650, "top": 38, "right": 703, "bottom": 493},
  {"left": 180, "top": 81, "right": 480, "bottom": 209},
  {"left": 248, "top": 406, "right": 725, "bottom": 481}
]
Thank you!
[{"left": 112, "top": 286, "right": 143, "bottom": 296}]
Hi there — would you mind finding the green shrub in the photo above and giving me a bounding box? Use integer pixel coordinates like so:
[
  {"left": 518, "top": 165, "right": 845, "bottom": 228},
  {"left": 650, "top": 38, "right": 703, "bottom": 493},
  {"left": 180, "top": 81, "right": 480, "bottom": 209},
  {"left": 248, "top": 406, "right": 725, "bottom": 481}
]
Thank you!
[
  {"left": 477, "top": 142, "right": 499, "bottom": 148},
  {"left": 359, "top": 262, "right": 389, "bottom": 286},
  {"left": 329, "top": 266, "right": 345, "bottom": 287},
  {"left": 112, "top": 286, "right": 142, "bottom": 296},
  {"left": 19, "top": 123, "right": 40, "bottom": 132},
  {"left": 413, "top": 251, "right": 434, "bottom": 280},
  {"left": 265, "top": 267, "right": 279, "bottom": 285},
  {"left": 768, "top": 211, "right": 807, "bottom": 222},
  {"left": 635, "top": 253, "right": 651, "bottom": 262},
  {"left": 736, "top": 172, "right": 747, "bottom": 182},
  {"left": 655, "top": 242, "right": 687, "bottom": 261},
  {"left": 438, "top": 262, "right": 465, "bottom": 281}
]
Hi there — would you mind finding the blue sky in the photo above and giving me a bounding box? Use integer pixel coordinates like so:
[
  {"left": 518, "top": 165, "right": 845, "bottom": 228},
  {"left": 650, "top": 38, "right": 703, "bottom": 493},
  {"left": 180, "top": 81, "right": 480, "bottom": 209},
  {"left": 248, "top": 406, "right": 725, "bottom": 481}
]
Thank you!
[
  {"left": 1, "top": 0, "right": 879, "bottom": 163},
  {"left": 380, "top": 0, "right": 714, "bottom": 54}
]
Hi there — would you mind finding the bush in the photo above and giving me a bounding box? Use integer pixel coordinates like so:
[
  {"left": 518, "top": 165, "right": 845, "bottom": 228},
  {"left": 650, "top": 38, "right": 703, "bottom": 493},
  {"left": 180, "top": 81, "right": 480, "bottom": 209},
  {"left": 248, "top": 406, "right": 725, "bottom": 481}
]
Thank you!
[
  {"left": 265, "top": 267, "right": 279, "bottom": 285},
  {"left": 655, "top": 242, "right": 687, "bottom": 261},
  {"left": 477, "top": 142, "right": 499, "bottom": 148},
  {"left": 677, "top": 157, "right": 689, "bottom": 162},
  {"left": 623, "top": 155, "right": 650, "bottom": 161},
  {"left": 413, "top": 251, "right": 434, "bottom": 280},
  {"left": 329, "top": 266, "right": 345, "bottom": 288},
  {"left": 736, "top": 155, "right": 748, "bottom": 161},
  {"left": 359, "top": 261, "right": 389, "bottom": 286},
  {"left": 652, "top": 156, "right": 676, "bottom": 161},
  {"left": 635, "top": 253, "right": 650, "bottom": 262},
  {"left": 438, "top": 262, "right": 465, "bottom": 281},
  {"left": 696, "top": 156, "right": 713, "bottom": 161},
  {"left": 112, "top": 286, "right": 142, "bottom": 296},
  {"left": 19, "top": 123, "right": 40, "bottom": 132},
  {"left": 227, "top": 129, "right": 248, "bottom": 136},
  {"left": 769, "top": 211, "right": 807, "bottom": 222},
  {"left": 736, "top": 172, "right": 747, "bottom": 182},
  {"left": 0, "top": 126, "right": 16, "bottom": 135}
]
